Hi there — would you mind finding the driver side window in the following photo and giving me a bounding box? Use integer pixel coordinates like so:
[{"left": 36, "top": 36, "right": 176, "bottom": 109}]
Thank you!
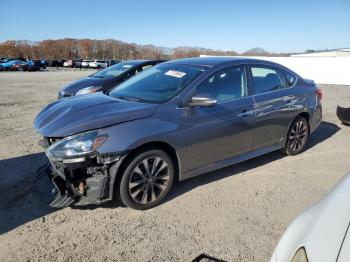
[{"left": 195, "top": 66, "right": 248, "bottom": 103}]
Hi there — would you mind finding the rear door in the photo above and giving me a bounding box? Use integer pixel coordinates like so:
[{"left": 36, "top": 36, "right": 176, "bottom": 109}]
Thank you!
[
  {"left": 185, "top": 65, "right": 255, "bottom": 172},
  {"left": 249, "top": 65, "right": 300, "bottom": 150}
]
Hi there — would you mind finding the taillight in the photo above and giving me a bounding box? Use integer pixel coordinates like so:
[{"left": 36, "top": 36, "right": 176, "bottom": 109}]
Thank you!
[{"left": 315, "top": 87, "right": 323, "bottom": 100}]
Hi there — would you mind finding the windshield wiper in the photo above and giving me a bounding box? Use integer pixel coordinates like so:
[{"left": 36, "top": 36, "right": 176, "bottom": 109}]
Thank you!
[{"left": 89, "top": 75, "right": 104, "bottom": 78}]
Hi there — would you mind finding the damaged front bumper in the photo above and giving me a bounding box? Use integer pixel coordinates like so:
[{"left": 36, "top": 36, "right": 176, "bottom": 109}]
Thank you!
[{"left": 37, "top": 137, "right": 124, "bottom": 208}]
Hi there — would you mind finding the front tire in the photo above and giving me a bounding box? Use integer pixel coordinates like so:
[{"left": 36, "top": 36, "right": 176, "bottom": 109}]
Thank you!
[
  {"left": 282, "top": 116, "right": 309, "bottom": 155},
  {"left": 119, "top": 149, "right": 175, "bottom": 210}
]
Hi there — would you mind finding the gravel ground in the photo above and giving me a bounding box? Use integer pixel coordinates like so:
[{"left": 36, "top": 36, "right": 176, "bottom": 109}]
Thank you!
[{"left": 0, "top": 71, "right": 349, "bottom": 262}]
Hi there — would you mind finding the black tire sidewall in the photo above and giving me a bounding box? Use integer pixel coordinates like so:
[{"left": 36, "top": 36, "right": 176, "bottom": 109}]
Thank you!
[
  {"left": 119, "top": 149, "right": 175, "bottom": 210},
  {"left": 285, "top": 117, "right": 309, "bottom": 155}
]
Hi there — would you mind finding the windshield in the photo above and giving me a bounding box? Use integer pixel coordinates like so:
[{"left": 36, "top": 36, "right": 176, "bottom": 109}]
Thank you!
[
  {"left": 109, "top": 63, "right": 206, "bottom": 103},
  {"left": 92, "top": 62, "right": 136, "bottom": 78}
]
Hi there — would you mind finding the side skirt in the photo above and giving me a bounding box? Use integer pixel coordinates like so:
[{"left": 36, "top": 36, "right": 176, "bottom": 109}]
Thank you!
[{"left": 181, "top": 144, "right": 283, "bottom": 181}]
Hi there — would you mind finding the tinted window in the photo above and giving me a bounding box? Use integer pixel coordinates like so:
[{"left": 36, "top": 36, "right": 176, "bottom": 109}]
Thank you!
[
  {"left": 142, "top": 64, "right": 153, "bottom": 70},
  {"left": 283, "top": 71, "right": 296, "bottom": 87},
  {"left": 251, "top": 66, "right": 284, "bottom": 94},
  {"left": 110, "top": 64, "right": 206, "bottom": 103},
  {"left": 93, "top": 62, "right": 136, "bottom": 78},
  {"left": 195, "top": 66, "right": 247, "bottom": 102},
  {"left": 133, "top": 64, "right": 154, "bottom": 75}
]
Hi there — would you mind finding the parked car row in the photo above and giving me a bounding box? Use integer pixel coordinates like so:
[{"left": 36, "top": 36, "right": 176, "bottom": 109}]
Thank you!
[
  {"left": 0, "top": 57, "right": 122, "bottom": 70},
  {"left": 63, "top": 59, "right": 120, "bottom": 69},
  {"left": 35, "top": 57, "right": 322, "bottom": 211},
  {"left": 47, "top": 59, "right": 65, "bottom": 67},
  {"left": 0, "top": 58, "right": 46, "bottom": 71}
]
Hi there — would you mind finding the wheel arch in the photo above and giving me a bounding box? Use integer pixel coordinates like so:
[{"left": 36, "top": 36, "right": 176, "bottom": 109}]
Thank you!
[
  {"left": 296, "top": 112, "right": 310, "bottom": 134},
  {"left": 283, "top": 111, "right": 311, "bottom": 146},
  {"left": 109, "top": 141, "right": 181, "bottom": 200},
  {"left": 286, "top": 111, "right": 310, "bottom": 134}
]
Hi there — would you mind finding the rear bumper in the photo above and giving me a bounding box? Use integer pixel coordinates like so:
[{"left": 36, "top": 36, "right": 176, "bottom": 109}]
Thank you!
[{"left": 309, "top": 105, "right": 322, "bottom": 134}]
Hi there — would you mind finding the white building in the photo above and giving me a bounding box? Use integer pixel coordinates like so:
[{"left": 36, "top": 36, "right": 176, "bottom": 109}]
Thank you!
[
  {"left": 291, "top": 48, "right": 350, "bottom": 57},
  {"left": 201, "top": 49, "right": 350, "bottom": 85}
]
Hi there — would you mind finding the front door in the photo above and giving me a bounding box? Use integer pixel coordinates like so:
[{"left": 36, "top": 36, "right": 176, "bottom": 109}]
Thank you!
[{"left": 185, "top": 65, "right": 255, "bottom": 172}]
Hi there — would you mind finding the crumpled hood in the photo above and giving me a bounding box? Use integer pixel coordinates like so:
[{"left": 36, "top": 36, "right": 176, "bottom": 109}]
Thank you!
[{"left": 34, "top": 93, "right": 158, "bottom": 137}]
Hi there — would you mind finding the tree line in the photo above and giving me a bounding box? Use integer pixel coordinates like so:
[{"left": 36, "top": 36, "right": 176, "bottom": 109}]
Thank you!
[{"left": 0, "top": 38, "right": 283, "bottom": 61}]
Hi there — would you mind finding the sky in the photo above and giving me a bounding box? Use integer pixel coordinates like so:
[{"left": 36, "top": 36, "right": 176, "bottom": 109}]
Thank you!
[{"left": 0, "top": 0, "right": 349, "bottom": 53}]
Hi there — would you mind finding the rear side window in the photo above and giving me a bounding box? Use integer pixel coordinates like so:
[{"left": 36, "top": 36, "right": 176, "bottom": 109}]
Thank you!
[
  {"left": 135, "top": 64, "right": 154, "bottom": 75},
  {"left": 251, "top": 66, "right": 284, "bottom": 95},
  {"left": 283, "top": 71, "right": 296, "bottom": 88},
  {"left": 142, "top": 64, "right": 153, "bottom": 70},
  {"left": 195, "top": 66, "right": 248, "bottom": 102}
]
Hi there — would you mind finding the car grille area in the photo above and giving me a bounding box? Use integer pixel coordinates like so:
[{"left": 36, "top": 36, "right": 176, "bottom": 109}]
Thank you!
[{"left": 35, "top": 162, "right": 75, "bottom": 208}]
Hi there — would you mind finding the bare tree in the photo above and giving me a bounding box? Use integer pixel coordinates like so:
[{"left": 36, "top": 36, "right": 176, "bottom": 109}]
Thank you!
[{"left": 0, "top": 38, "right": 247, "bottom": 60}]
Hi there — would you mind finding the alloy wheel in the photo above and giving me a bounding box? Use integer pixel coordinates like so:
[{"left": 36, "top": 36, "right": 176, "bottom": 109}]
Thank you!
[
  {"left": 128, "top": 156, "right": 170, "bottom": 204},
  {"left": 289, "top": 120, "right": 307, "bottom": 151}
]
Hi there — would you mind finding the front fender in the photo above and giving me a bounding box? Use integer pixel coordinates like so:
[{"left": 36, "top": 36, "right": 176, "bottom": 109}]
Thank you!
[
  {"left": 96, "top": 117, "right": 186, "bottom": 154},
  {"left": 98, "top": 118, "right": 187, "bottom": 199}
]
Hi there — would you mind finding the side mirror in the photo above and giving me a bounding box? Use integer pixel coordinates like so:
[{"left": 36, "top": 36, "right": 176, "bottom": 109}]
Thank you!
[{"left": 187, "top": 95, "right": 217, "bottom": 108}]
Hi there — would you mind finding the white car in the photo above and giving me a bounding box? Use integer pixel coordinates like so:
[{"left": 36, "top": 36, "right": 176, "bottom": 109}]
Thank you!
[
  {"left": 81, "top": 60, "right": 92, "bottom": 68},
  {"left": 270, "top": 172, "right": 350, "bottom": 262},
  {"left": 89, "top": 60, "right": 108, "bottom": 69},
  {"left": 63, "top": 60, "right": 70, "bottom": 67}
]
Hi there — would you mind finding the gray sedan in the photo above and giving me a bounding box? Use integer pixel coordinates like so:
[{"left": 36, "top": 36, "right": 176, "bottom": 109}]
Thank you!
[{"left": 34, "top": 57, "right": 322, "bottom": 210}]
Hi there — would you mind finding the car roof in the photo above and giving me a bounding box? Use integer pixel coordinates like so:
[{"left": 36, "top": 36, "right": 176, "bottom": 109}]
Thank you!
[
  {"left": 118, "top": 59, "right": 163, "bottom": 66},
  {"left": 164, "top": 56, "right": 277, "bottom": 68},
  {"left": 119, "top": 60, "right": 148, "bottom": 65}
]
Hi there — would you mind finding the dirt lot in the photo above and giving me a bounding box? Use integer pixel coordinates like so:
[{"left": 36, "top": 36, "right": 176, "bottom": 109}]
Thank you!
[{"left": 0, "top": 71, "right": 349, "bottom": 262}]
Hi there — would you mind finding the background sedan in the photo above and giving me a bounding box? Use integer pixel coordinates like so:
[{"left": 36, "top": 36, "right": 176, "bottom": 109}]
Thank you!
[{"left": 58, "top": 59, "right": 165, "bottom": 98}]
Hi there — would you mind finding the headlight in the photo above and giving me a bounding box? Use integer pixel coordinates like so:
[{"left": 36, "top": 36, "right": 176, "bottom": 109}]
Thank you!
[
  {"left": 46, "top": 130, "right": 107, "bottom": 161},
  {"left": 291, "top": 247, "right": 308, "bottom": 262},
  {"left": 75, "top": 86, "right": 102, "bottom": 96}
]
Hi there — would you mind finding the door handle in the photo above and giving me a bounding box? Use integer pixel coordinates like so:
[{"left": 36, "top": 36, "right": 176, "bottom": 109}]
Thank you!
[{"left": 238, "top": 109, "right": 254, "bottom": 117}]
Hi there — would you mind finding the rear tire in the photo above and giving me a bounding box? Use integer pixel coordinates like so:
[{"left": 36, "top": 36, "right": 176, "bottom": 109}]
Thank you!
[
  {"left": 282, "top": 116, "right": 309, "bottom": 155},
  {"left": 118, "top": 149, "right": 175, "bottom": 210}
]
